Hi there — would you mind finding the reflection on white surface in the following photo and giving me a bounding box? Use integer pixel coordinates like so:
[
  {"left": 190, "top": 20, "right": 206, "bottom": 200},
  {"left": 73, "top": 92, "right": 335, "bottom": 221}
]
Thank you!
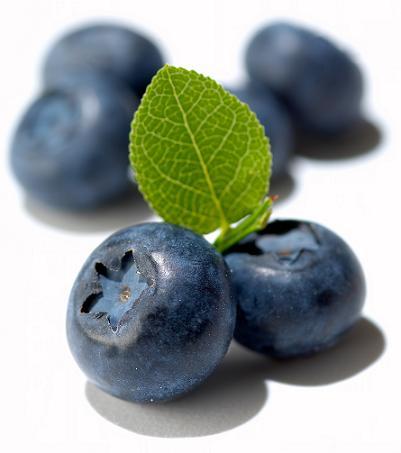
[
  {"left": 86, "top": 317, "right": 384, "bottom": 438},
  {"left": 268, "top": 317, "right": 385, "bottom": 385},
  {"left": 23, "top": 187, "right": 156, "bottom": 233},
  {"left": 86, "top": 342, "right": 269, "bottom": 437},
  {"left": 296, "top": 118, "right": 382, "bottom": 160}
]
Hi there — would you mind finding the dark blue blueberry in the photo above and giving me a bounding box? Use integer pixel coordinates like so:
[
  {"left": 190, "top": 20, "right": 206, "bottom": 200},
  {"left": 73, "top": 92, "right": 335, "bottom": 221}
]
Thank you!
[
  {"left": 67, "top": 222, "right": 236, "bottom": 403},
  {"left": 228, "top": 84, "right": 294, "bottom": 178},
  {"left": 10, "top": 74, "right": 138, "bottom": 210},
  {"left": 43, "top": 23, "right": 164, "bottom": 96},
  {"left": 225, "top": 219, "right": 365, "bottom": 358},
  {"left": 245, "top": 22, "right": 364, "bottom": 134}
]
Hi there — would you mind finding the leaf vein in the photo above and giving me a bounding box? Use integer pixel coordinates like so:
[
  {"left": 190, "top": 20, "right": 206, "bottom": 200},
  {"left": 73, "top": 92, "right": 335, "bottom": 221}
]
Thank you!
[{"left": 165, "top": 69, "right": 230, "bottom": 230}]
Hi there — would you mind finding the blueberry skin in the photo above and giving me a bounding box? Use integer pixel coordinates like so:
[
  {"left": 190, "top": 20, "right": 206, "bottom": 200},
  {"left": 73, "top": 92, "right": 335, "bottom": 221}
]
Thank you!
[
  {"left": 225, "top": 220, "right": 365, "bottom": 358},
  {"left": 245, "top": 22, "right": 364, "bottom": 134},
  {"left": 67, "top": 223, "right": 235, "bottom": 403},
  {"left": 11, "top": 74, "right": 138, "bottom": 210},
  {"left": 228, "top": 84, "right": 293, "bottom": 178},
  {"left": 43, "top": 23, "right": 164, "bottom": 96}
]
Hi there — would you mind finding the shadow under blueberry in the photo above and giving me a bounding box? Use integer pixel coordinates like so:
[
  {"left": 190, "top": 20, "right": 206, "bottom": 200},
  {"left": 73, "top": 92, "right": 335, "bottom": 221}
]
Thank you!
[
  {"left": 85, "top": 317, "right": 383, "bottom": 437},
  {"left": 295, "top": 119, "right": 382, "bottom": 160},
  {"left": 266, "top": 318, "right": 385, "bottom": 386},
  {"left": 23, "top": 187, "right": 155, "bottom": 233},
  {"left": 85, "top": 342, "right": 269, "bottom": 438}
]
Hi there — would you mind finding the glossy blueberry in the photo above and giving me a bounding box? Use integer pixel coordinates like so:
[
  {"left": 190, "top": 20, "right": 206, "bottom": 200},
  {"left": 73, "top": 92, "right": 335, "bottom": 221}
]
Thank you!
[
  {"left": 225, "top": 220, "right": 365, "bottom": 358},
  {"left": 245, "top": 22, "right": 364, "bottom": 134},
  {"left": 11, "top": 74, "right": 138, "bottom": 210},
  {"left": 67, "top": 223, "right": 235, "bottom": 403},
  {"left": 228, "top": 84, "right": 293, "bottom": 178},
  {"left": 43, "top": 23, "right": 164, "bottom": 96}
]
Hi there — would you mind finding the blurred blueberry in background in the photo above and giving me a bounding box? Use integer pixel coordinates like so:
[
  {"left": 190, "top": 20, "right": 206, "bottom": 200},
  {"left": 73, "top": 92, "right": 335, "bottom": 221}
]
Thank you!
[
  {"left": 43, "top": 23, "right": 165, "bottom": 97},
  {"left": 10, "top": 19, "right": 374, "bottom": 215},
  {"left": 11, "top": 73, "right": 138, "bottom": 210},
  {"left": 228, "top": 84, "right": 294, "bottom": 179},
  {"left": 245, "top": 22, "right": 364, "bottom": 135},
  {"left": 11, "top": 22, "right": 166, "bottom": 211}
]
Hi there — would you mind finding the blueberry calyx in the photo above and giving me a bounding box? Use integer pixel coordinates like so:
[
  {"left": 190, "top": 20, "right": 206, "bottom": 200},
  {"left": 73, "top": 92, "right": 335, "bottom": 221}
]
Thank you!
[
  {"left": 226, "top": 219, "right": 320, "bottom": 268},
  {"left": 80, "top": 250, "right": 150, "bottom": 332}
]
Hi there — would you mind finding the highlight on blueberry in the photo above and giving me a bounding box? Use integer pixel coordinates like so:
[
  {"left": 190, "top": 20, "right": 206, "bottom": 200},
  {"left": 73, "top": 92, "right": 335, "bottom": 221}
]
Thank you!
[
  {"left": 43, "top": 23, "right": 165, "bottom": 96},
  {"left": 245, "top": 22, "right": 364, "bottom": 134},
  {"left": 10, "top": 73, "right": 138, "bottom": 210},
  {"left": 225, "top": 219, "right": 366, "bottom": 358},
  {"left": 67, "top": 222, "right": 236, "bottom": 403}
]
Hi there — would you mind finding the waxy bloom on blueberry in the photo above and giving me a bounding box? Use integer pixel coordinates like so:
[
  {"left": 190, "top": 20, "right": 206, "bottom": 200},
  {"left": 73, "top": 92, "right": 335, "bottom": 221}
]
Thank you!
[{"left": 225, "top": 220, "right": 366, "bottom": 357}]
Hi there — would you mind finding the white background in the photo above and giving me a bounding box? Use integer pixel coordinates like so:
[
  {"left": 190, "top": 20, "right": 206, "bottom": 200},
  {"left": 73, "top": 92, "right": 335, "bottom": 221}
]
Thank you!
[{"left": 1, "top": 1, "right": 400, "bottom": 451}]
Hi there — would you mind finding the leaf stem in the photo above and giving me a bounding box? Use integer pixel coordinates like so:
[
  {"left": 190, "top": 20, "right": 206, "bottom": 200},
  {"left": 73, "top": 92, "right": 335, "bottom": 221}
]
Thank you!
[{"left": 213, "top": 197, "right": 274, "bottom": 253}]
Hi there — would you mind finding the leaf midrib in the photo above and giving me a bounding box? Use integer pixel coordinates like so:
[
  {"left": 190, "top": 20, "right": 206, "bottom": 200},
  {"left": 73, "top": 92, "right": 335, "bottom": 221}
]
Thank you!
[{"left": 165, "top": 69, "right": 230, "bottom": 232}]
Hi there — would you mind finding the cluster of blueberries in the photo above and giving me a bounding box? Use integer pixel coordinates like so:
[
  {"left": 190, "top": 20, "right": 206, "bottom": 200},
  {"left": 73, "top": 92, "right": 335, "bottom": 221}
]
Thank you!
[
  {"left": 68, "top": 220, "right": 365, "bottom": 403},
  {"left": 10, "top": 21, "right": 364, "bottom": 209},
  {"left": 231, "top": 22, "right": 364, "bottom": 178},
  {"left": 10, "top": 21, "right": 367, "bottom": 403},
  {"left": 11, "top": 23, "right": 164, "bottom": 210}
]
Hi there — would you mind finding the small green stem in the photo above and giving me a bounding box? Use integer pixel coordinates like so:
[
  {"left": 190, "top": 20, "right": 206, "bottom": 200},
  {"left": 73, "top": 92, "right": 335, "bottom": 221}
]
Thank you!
[{"left": 213, "top": 197, "right": 273, "bottom": 253}]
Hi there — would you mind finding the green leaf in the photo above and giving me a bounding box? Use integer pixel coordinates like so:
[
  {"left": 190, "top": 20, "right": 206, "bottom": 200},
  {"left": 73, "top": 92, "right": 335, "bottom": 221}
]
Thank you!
[{"left": 129, "top": 65, "right": 271, "bottom": 237}]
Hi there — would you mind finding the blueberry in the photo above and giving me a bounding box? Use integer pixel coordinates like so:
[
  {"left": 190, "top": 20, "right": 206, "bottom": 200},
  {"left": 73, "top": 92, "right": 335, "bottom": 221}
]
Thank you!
[
  {"left": 225, "top": 220, "right": 365, "bottom": 357},
  {"left": 11, "top": 74, "right": 138, "bottom": 210},
  {"left": 245, "top": 22, "right": 364, "bottom": 134},
  {"left": 67, "top": 222, "right": 235, "bottom": 402},
  {"left": 228, "top": 84, "right": 293, "bottom": 178},
  {"left": 43, "top": 23, "right": 164, "bottom": 96}
]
